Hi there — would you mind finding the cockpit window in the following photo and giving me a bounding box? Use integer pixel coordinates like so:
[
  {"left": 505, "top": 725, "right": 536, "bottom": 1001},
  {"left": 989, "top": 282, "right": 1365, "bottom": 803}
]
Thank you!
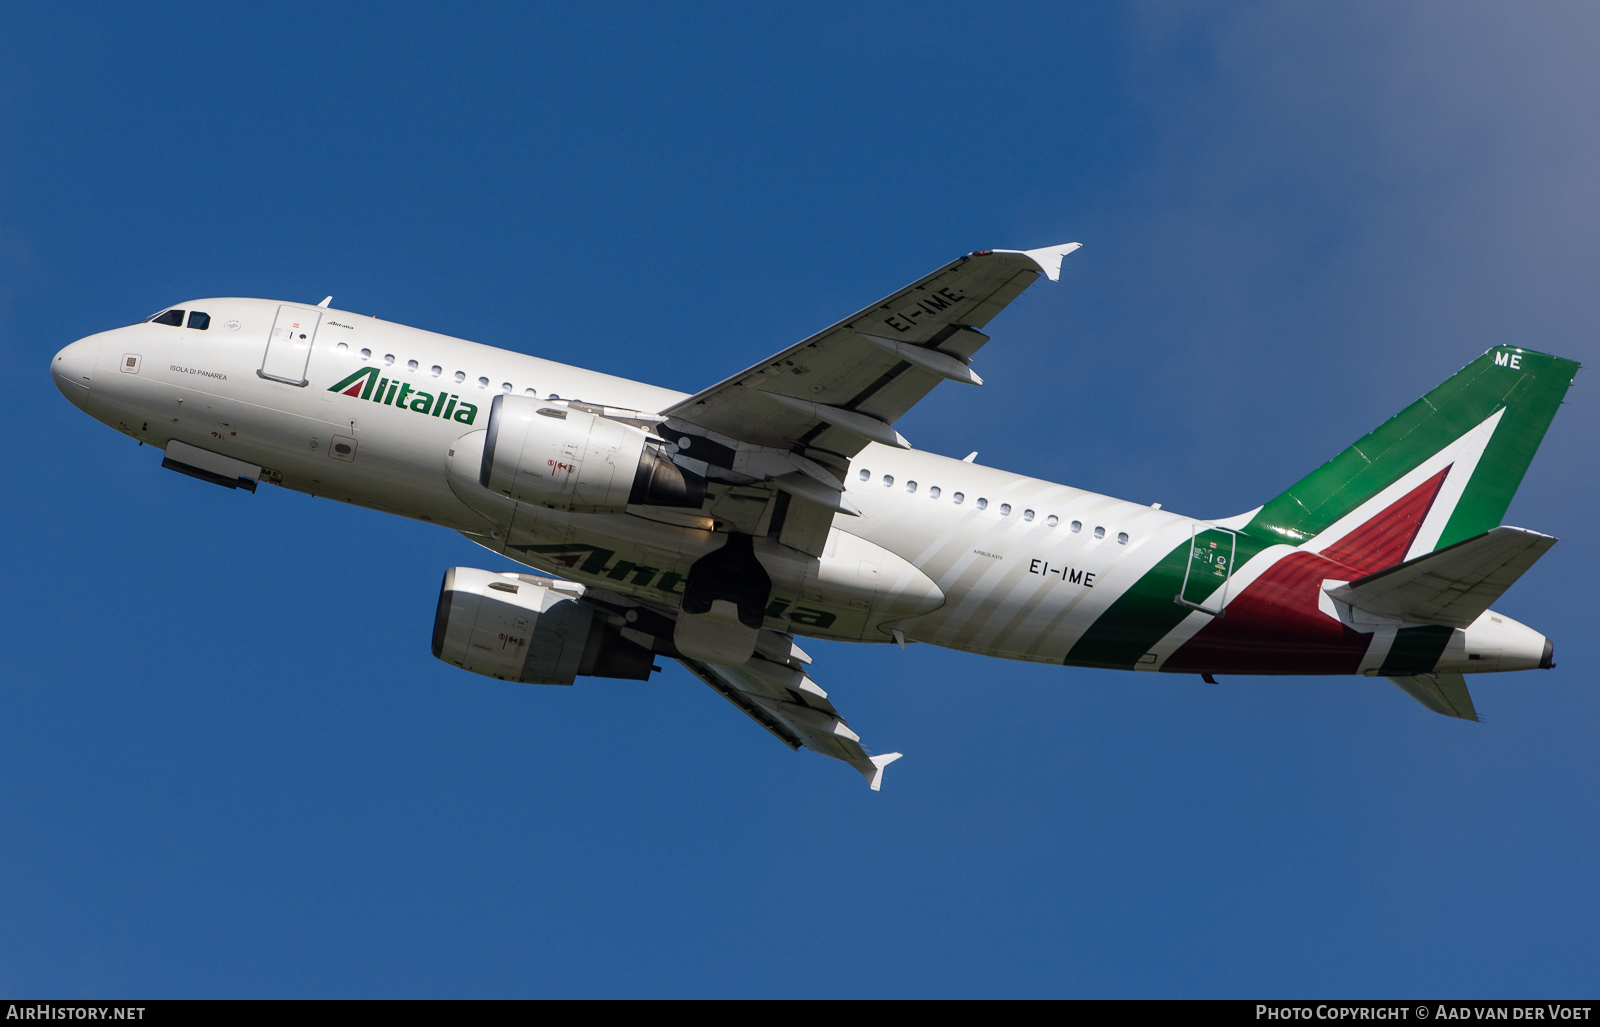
[
  {"left": 186, "top": 311, "right": 210, "bottom": 330},
  {"left": 150, "top": 309, "right": 184, "bottom": 327}
]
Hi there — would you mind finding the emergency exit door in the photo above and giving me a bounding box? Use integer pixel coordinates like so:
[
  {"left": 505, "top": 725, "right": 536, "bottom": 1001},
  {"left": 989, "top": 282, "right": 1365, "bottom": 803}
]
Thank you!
[
  {"left": 258, "top": 304, "right": 322, "bottom": 386},
  {"left": 1176, "top": 524, "right": 1236, "bottom": 617}
]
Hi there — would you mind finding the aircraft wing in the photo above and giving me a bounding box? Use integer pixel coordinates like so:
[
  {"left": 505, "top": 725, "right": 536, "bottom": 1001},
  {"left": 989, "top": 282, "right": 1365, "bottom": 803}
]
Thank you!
[
  {"left": 660, "top": 243, "right": 1080, "bottom": 459},
  {"left": 676, "top": 643, "right": 903, "bottom": 790}
]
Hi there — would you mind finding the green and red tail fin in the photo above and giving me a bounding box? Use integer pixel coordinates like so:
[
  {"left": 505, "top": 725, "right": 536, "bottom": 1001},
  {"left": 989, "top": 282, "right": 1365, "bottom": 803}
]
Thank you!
[
  {"left": 1242, "top": 346, "right": 1580, "bottom": 556},
  {"left": 1063, "top": 346, "right": 1577, "bottom": 672}
]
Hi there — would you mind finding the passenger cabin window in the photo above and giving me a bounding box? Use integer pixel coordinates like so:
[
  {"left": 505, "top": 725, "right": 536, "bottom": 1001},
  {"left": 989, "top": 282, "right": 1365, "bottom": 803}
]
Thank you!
[
  {"left": 186, "top": 311, "right": 210, "bottom": 330},
  {"left": 501, "top": 382, "right": 512, "bottom": 393},
  {"left": 882, "top": 474, "right": 894, "bottom": 487},
  {"left": 525, "top": 388, "right": 536, "bottom": 396},
  {"left": 999, "top": 503, "right": 1011, "bottom": 515},
  {"left": 976, "top": 498, "right": 988, "bottom": 510},
  {"left": 151, "top": 309, "right": 184, "bottom": 327},
  {"left": 384, "top": 354, "right": 395, "bottom": 366},
  {"left": 477, "top": 376, "right": 489, "bottom": 389},
  {"left": 906, "top": 481, "right": 917, "bottom": 493},
  {"left": 454, "top": 371, "right": 466, "bottom": 383},
  {"left": 1046, "top": 515, "right": 1059, "bottom": 527},
  {"left": 953, "top": 492, "right": 964, "bottom": 504},
  {"left": 928, "top": 486, "right": 941, "bottom": 499},
  {"left": 859, "top": 469, "right": 871, "bottom": 481},
  {"left": 1023, "top": 509, "right": 1034, "bottom": 521},
  {"left": 1070, "top": 520, "right": 1082, "bottom": 532},
  {"left": 407, "top": 359, "right": 418, "bottom": 372},
  {"left": 1117, "top": 532, "right": 1129, "bottom": 545},
  {"left": 1094, "top": 526, "right": 1106, "bottom": 539},
  {"left": 431, "top": 365, "right": 442, "bottom": 377},
  {"left": 360, "top": 348, "right": 372, "bottom": 360},
  {"left": 336, "top": 342, "right": 348, "bottom": 352}
]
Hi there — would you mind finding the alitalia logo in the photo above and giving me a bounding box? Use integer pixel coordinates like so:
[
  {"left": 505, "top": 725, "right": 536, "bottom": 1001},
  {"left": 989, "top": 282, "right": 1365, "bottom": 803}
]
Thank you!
[{"left": 327, "top": 367, "right": 479, "bottom": 424}]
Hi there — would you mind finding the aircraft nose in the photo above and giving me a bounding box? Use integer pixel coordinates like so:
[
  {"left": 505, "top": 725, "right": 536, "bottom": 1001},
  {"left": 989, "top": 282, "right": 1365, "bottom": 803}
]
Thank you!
[{"left": 51, "top": 337, "right": 100, "bottom": 410}]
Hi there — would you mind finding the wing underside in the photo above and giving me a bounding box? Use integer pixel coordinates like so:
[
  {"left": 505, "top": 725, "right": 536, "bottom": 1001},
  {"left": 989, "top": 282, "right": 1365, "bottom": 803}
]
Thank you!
[
  {"left": 564, "top": 582, "right": 904, "bottom": 789},
  {"left": 677, "top": 651, "right": 903, "bottom": 790}
]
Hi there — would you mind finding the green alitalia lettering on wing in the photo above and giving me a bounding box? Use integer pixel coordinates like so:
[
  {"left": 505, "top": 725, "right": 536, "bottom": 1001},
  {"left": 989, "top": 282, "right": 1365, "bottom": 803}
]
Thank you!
[
  {"left": 1243, "top": 347, "right": 1579, "bottom": 548},
  {"left": 1065, "top": 529, "right": 1273, "bottom": 670}
]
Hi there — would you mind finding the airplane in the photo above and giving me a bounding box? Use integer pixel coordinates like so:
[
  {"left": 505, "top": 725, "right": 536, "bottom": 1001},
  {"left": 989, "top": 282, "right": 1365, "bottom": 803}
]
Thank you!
[{"left": 50, "top": 243, "right": 1579, "bottom": 789}]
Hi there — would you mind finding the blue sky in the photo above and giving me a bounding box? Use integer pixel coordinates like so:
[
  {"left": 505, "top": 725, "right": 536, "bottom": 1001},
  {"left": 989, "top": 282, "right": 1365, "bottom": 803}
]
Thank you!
[{"left": 2, "top": 1, "right": 1596, "bottom": 997}]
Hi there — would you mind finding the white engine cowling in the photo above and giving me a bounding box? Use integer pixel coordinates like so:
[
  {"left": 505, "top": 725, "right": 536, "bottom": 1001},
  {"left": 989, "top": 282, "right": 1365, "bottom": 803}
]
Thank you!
[
  {"left": 479, "top": 394, "right": 703, "bottom": 513},
  {"left": 431, "top": 567, "right": 656, "bottom": 684}
]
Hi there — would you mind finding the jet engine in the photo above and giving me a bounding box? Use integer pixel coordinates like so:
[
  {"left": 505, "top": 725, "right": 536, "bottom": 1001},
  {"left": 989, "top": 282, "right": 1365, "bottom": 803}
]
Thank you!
[
  {"left": 478, "top": 395, "right": 704, "bottom": 514},
  {"left": 431, "top": 567, "right": 657, "bottom": 684}
]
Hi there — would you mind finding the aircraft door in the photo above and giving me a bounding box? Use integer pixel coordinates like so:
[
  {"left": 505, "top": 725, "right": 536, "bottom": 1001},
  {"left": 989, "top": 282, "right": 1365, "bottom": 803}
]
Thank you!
[
  {"left": 1176, "top": 524, "right": 1237, "bottom": 617},
  {"left": 258, "top": 304, "right": 322, "bottom": 387}
]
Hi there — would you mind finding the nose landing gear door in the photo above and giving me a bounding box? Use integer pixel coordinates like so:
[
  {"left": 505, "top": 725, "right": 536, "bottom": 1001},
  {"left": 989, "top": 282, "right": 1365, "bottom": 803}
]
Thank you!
[
  {"left": 1175, "top": 524, "right": 1237, "bottom": 618},
  {"left": 258, "top": 304, "right": 322, "bottom": 387}
]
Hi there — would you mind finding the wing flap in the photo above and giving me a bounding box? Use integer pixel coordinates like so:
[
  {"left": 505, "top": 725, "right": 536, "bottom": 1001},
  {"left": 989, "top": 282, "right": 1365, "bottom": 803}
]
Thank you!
[{"left": 1326, "top": 526, "right": 1557, "bottom": 628}]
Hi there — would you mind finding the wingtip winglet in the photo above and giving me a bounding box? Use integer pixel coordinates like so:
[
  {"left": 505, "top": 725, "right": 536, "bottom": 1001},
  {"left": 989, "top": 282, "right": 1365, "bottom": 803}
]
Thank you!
[
  {"left": 863, "top": 752, "right": 904, "bottom": 791},
  {"left": 1020, "top": 242, "right": 1082, "bottom": 282}
]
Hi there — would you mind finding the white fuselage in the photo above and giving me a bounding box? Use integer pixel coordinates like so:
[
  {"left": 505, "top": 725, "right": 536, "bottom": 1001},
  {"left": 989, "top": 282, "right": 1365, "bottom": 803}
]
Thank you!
[{"left": 51, "top": 297, "right": 1549, "bottom": 676}]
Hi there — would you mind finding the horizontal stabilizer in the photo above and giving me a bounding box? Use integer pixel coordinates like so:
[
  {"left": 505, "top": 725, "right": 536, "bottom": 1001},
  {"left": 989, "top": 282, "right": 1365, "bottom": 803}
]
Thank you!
[
  {"left": 1326, "top": 526, "right": 1557, "bottom": 628},
  {"left": 1388, "top": 673, "right": 1480, "bottom": 721}
]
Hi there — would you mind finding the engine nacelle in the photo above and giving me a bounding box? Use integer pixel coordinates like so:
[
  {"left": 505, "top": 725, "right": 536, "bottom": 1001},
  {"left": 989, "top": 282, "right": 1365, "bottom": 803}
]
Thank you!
[
  {"left": 431, "top": 567, "right": 656, "bottom": 685},
  {"left": 479, "top": 394, "right": 703, "bottom": 514}
]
